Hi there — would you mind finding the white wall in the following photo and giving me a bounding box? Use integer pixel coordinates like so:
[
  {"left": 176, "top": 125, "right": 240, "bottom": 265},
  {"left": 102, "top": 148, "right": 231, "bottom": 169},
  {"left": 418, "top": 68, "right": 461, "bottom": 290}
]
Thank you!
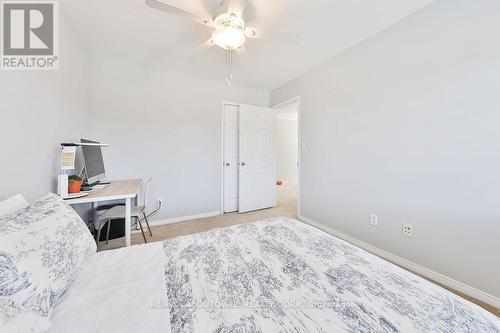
[
  {"left": 276, "top": 110, "right": 298, "bottom": 185},
  {"left": 271, "top": 0, "right": 500, "bottom": 298},
  {"left": 0, "top": 11, "right": 90, "bottom": 202},
  {"left": 88, "top": 57, "right": 269, "bottom": 220}
]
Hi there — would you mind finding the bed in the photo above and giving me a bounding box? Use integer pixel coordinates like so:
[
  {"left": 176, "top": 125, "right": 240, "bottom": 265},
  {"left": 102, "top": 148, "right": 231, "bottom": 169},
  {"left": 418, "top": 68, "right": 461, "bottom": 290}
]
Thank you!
[{"left": 1, "top": 194, "right": 499, "bottom": 332}]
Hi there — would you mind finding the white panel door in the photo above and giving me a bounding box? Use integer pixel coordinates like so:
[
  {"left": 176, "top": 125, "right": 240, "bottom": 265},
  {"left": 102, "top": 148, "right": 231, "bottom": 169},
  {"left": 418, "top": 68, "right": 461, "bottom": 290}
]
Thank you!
[
  {"left": 223, "top": 104, "right": 239, "bottom": 212},
  {"left": 238, "top": 104, "right": 276, "bottom": 213}
]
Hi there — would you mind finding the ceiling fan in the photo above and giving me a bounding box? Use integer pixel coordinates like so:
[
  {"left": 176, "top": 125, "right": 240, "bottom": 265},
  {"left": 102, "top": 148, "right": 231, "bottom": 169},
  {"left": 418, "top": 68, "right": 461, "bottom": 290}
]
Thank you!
[{"left": 145, "top": 0, "right": 300, "bottom": 84}]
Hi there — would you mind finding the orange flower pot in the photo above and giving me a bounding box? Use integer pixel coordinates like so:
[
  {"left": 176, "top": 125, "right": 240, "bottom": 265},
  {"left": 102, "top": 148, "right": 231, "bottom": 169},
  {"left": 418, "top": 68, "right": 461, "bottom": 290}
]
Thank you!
[{"left": 68, "top": 180, "right": 82, "bottom": 193}]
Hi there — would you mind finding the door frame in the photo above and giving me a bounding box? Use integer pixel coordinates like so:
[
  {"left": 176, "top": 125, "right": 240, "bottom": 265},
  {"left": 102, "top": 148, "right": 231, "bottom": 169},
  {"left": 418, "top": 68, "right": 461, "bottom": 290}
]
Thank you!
[
  {"left": 272, "top": 96, "right": 301, "bottom": 217},
  {"left": 221, "top": 98, "right": 301, "bottom": 216},
  {"left": 221, "top": 101, "right": 240, "bottom": 214}
]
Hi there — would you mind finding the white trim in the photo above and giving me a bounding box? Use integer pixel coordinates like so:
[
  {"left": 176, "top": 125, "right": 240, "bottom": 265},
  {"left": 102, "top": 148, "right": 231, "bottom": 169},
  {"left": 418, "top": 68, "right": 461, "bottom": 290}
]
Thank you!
[
  {"left": 298, "top": 215, "right": 500, "bottom": 309},
  {"left": 221, "top": 101, "right": 240, "bottom": 214},
  {"left": 132, "top": 211, "right": 222, "bottom": 231},
  {"left": 221, "top": 102, "right": 226, "bottom": 214},
  {"left": 273, "top": 96, "right": 301, "bottom": 217},
  {"left": 273, "top": 97, "right": 300, "bottom": 110}
]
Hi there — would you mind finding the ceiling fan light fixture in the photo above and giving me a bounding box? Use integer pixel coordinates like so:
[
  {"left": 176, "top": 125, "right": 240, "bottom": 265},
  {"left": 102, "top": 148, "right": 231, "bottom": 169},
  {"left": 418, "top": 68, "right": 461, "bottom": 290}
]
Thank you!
[
  {"left": 212, "top": 26, "right": 246, "bottom": 50},
  {"left": 146, "top": 0, "right": 301, "bottom": 85},
  {"left": 213, "top": 12, "right": 245, "bottom": 30},
  {"left": 244, "top": 27, "right": 256, "bottom": 37}
]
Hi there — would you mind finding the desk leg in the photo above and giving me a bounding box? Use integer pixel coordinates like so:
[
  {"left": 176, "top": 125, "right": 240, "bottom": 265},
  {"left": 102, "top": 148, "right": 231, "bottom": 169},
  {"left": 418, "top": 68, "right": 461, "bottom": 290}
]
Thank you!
[
  {"left": 125, "top": 198, "right": 131, "bottom": 247},
  {"left": 90, "top": 202, "right": 95, "bottom": 223},
  {"left": 134, "top": 194, "right": 140, "bottom": 230}
]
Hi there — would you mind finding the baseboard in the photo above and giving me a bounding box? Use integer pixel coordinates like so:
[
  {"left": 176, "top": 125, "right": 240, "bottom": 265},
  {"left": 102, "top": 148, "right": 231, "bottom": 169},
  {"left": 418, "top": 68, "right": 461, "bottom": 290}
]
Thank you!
[
  {"left": 298, "top": 215, "right": 500, "bottom": 309},
  {"left": 131, "top": 211, "right": 222, "bottom": 232}
]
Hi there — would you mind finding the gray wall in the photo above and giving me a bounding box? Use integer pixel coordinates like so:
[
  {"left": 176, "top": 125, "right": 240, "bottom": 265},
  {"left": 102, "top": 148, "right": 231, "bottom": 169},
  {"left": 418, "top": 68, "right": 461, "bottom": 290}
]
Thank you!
[
  {"left": 88, "top": 57, "right": 269, "bottom": 220},
  {"left": 271, "top": 0, "right": 500, "bottom": 297},
  {"left": 0, "top": 11, "right": 90, "bottom": 202}
]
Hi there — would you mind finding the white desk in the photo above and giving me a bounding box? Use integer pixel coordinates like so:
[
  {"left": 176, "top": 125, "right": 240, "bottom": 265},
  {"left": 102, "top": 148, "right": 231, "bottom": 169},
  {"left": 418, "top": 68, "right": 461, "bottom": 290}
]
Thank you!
[{"left": 64, "top": 179, "right": 142, "bottom": 247}]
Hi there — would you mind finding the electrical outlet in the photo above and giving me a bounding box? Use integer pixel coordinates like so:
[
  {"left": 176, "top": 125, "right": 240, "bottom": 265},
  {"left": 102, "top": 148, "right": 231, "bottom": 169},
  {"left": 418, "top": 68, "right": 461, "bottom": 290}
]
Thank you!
[
  {"left": 369, "top": 214, "right": 378, "bottom": 226},
  {"left": 402, "top": 223, "right": 413, "bottom": 237}
]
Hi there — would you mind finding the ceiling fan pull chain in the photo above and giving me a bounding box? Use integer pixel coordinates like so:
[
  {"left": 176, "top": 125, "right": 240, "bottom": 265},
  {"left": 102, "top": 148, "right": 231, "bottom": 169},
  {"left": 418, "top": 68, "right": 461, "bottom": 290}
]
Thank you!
[
  {"left": 230, "top": 50, "right": 233, "bottom": 81},
  {"left": 225, "top": 49, "right": 232, "bottom": 85},
  {"left": 225, "top": 49, "right": 229, "bottom": 84}
]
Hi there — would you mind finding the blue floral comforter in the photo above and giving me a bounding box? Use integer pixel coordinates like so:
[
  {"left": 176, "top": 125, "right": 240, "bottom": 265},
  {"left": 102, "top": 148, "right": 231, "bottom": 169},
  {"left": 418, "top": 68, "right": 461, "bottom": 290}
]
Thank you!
[{"left": 162, "top": 217, "right": 499, "bottom": 333}]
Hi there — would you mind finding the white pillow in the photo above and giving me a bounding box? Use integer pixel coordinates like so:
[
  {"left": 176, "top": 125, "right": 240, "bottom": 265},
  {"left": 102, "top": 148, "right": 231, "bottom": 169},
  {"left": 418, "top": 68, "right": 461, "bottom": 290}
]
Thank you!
[
  {"left": 0, "top": 194, "right": 29, "bottom": 218},
  {"left": 0, "top": 193, "right": 96, "bottom": 332}
]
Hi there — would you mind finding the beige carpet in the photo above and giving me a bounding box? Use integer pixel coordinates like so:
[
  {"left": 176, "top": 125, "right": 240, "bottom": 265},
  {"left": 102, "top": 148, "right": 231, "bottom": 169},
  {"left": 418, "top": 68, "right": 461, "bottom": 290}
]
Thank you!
[
  {"left": 98, "top": 184, "right": 499, "bottom": 316},
  {"left": 100, "top": 184, "right": 297, "bottom": 250}
]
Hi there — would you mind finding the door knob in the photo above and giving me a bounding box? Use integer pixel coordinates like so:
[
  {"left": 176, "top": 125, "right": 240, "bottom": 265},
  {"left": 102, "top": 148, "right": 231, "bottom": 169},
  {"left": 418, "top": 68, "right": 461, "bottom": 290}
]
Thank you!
[
  {"left": 240, "top": 161, "right": 246, "bottom": 166},
  {"left": 224, "top": 162, "right": 230, "bottom": 166}
]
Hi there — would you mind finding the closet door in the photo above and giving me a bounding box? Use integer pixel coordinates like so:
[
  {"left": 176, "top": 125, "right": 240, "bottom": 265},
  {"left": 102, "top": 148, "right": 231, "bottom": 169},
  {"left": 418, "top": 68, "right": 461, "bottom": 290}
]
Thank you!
[
  {"left": 223, "top": 104, "right": 239, "bottom": 212},
  {"left": 238, "top": 104, "right": 276, "bottom": 213}
]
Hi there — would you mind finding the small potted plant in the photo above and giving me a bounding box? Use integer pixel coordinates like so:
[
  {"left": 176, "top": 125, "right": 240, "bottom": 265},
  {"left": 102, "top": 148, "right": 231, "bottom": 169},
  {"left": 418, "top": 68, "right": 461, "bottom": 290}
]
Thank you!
[{"left": 68, "top": 175, "right": 83, "bottom": 193}]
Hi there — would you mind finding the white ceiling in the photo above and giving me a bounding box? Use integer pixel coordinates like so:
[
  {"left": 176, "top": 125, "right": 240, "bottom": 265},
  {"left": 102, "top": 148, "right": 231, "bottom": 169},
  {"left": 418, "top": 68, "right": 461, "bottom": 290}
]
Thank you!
[{"left": 63, "top": 0, "right": 434, "bottom": 90}]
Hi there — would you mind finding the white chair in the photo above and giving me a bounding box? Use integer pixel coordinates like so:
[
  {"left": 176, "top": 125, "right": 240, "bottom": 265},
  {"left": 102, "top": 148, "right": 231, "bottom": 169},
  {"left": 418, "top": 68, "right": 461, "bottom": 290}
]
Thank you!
[{"left": 95, "top": 178, "right": 153, "bottom": 250}]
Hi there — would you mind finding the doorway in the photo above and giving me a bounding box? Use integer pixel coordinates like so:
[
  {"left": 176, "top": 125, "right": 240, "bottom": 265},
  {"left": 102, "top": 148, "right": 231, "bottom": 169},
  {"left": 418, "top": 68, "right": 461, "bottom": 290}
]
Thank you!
[
  {"left": 221, "top": 99, "right": 300, "bottom": 217},
  {"left": 222, "top": 103, "right": 277, "bottom": 214},
  {"left": 274, "top": 98, "right": 300, "bottom": 217}
]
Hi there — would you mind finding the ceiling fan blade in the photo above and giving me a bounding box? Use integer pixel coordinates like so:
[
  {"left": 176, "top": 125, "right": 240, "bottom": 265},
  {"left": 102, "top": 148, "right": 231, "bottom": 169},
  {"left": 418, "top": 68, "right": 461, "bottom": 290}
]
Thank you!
[
  {"left": 145, "top": 38, "right": 215, "bottom": 64},
  {"left": 198, "top": 39, "right": 215, "bottom": 52},
  {"left": 180, "top": 38, "right": 215, "bottom": 58},
  {"left": 145, "top": 0, "right": 213, "bottom": 26},
  {"left": 244, "top": 27, "right": 301, "bottom": 44},
  {"left": 227, "top": 0, "right": 248, "bottom": 17}
]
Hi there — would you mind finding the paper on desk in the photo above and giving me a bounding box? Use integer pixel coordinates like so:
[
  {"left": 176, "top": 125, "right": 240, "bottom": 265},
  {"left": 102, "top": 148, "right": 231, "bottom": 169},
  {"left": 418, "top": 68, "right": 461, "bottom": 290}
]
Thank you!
[{"left": 60, "top": 146, "right": 76, "bottom": 170}]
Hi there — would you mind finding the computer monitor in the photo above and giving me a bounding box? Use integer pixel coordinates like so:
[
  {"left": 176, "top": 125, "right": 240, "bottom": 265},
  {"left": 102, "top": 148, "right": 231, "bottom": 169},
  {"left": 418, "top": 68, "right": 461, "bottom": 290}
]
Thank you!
[{"left": 81, "top": 139, "right": 106, "bottom": 185}]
